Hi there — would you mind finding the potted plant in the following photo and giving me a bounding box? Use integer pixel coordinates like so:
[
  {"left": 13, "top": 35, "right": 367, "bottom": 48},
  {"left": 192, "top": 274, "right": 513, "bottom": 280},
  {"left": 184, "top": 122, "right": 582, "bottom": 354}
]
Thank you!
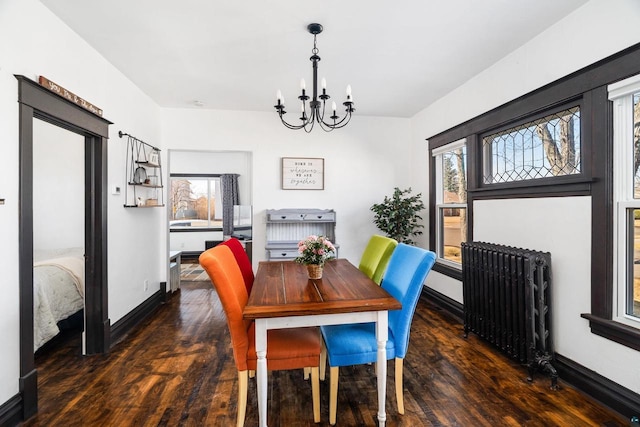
[
  {"left": 370, "top": 187, "right": 425, "bottom": 245},
  {"left": 295, "top": 235, "right": 336, "bottom": 279}
]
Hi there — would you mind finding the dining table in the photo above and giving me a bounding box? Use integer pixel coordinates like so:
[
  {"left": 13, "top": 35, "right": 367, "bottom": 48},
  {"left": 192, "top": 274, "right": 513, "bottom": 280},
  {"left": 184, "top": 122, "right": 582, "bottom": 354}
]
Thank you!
[{"left": 243, "top": 258, "right": 402, "bottom": 427}]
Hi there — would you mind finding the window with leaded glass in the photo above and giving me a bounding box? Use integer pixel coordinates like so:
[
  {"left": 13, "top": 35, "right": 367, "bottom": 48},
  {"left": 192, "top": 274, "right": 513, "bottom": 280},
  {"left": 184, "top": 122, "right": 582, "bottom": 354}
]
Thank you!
[{"left": 482, "top": 106, "right": 581, "bottom": 184}]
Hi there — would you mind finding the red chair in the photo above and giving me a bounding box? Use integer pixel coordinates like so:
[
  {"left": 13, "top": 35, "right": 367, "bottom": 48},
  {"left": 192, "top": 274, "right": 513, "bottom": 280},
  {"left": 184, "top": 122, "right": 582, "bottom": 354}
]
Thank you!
[{"left": 219, "top": 238, "right": 254, "bottom": 294}]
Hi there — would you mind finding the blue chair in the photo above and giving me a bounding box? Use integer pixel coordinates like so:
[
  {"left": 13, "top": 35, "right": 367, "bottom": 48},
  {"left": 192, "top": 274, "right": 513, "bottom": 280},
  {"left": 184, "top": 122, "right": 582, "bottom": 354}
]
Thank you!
[
  {"left": 358, "top": 235, "right": 398, "bottom": 285},
  {"left": 320, "top": 243, "right": 436, "bottom": 424}
]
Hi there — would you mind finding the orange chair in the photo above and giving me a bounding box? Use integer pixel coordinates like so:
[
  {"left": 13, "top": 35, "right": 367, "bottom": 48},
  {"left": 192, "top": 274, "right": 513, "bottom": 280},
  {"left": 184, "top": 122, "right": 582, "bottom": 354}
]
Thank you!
[
  {"left": 219, "top": 238, "right": 254, "bottom": 294},
  {"left": 199, "top": 245, "right": 320, "bottom": 426}
]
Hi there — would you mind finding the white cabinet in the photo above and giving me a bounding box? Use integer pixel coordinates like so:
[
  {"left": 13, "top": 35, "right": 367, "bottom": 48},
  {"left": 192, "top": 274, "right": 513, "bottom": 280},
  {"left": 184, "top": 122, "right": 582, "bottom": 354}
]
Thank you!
[
  {"left": 265, "top": 208, "right": 338, "bottom": 261},
  {"left": 169, "top": 251, "right": 182, "bottom": 293}
]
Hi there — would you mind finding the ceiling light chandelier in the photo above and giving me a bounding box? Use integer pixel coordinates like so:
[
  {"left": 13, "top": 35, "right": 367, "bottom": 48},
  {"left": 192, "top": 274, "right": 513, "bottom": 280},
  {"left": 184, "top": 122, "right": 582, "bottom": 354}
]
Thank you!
[{"left": 274, "top": 23, "right": 355, "bottom": 132}]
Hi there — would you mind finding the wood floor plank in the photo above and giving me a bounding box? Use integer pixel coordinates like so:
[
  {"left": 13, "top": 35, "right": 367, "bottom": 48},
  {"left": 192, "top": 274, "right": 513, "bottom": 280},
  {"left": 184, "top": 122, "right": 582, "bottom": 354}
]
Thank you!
[{"left": 21, "top": 280, "right": 628, "bottom": 427}]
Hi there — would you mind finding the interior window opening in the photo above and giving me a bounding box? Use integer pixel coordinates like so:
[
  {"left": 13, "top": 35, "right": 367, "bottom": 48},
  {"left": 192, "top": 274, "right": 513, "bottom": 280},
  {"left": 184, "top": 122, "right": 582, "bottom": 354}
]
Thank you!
[{"left": 169, "top": 176, "right": 222, "bottom": 229}]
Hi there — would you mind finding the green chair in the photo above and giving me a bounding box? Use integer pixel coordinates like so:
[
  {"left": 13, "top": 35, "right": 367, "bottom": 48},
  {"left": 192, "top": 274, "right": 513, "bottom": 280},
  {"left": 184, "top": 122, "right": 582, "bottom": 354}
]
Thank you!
[{"left": 358, "top": 235, "right": 398, "bottom": 285}]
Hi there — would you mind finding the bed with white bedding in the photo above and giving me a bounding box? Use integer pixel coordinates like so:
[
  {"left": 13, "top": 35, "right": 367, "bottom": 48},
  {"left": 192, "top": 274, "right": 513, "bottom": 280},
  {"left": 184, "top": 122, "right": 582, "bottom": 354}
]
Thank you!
[{"left": 33, "top": 247, "right": 85, "bottom": 351}]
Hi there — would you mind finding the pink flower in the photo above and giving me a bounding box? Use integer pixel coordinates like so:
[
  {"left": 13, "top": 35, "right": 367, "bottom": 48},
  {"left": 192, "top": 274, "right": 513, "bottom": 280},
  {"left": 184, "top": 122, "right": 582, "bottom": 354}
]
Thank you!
[{"left": 295, "top": 234, "right": 336, "bottom": 266}]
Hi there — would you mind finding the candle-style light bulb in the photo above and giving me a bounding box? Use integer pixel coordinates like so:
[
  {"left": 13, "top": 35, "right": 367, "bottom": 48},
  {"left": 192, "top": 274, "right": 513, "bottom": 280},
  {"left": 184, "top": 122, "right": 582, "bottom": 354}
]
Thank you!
[
  {"left": 346, "top": 84, "right": 352, "bottom": 101},
  {"left": 331, "top": 101, "right": 337, "bottom": 113},
  {"left": 321, "top": 78, "right": 327, "bottom": 89},
  {"left": 300, "top": 79, "right": 306, "bottom": 90},
  {"left": 276, "top": 90, "right": 283, "bottom": 104}
]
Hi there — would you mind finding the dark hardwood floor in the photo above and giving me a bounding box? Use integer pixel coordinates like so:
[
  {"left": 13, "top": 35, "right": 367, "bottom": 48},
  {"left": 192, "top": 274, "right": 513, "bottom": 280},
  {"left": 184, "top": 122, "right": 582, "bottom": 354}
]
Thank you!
[{"left": 21, "top": 280, "right": 628, "bottom": 426}]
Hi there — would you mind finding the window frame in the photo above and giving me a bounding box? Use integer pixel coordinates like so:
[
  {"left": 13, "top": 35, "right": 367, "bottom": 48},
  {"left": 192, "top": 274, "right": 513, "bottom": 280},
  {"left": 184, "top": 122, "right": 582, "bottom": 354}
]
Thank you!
[
  {"left": 432, "top": 138, "right": 467, "bottom": 270},
  {"left": 609, "top": 73, "right": 640, "bottom": 329}
]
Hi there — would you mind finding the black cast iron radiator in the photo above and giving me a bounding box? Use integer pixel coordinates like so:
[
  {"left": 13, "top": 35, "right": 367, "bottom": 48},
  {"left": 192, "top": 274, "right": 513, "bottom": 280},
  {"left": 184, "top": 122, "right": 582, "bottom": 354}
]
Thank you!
[{"left": 461, "top": 241, "right": 557, "bottom": 389}]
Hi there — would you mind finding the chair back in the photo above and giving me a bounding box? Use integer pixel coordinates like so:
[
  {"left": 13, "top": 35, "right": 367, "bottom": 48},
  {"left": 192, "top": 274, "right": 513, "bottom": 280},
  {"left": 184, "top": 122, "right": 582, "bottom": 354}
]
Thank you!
[
  {"left": 199, "top": 245, "right": 252, "bottom": 371},
  {"left": 358, "top": 235, "right": 398, "bottom": 285},
  {"left": 219, "top": 238, "right": 254, "bottom": 294},
  {"left": 381, "top": 243, "right": 436, "bottom": 358}
]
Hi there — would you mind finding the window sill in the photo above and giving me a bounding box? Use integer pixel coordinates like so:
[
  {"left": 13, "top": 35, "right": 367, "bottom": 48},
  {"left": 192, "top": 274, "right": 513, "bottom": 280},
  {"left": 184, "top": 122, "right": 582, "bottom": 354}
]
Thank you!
[
  {"left": 432, "top": 261, "right": 463, "bottom": 281},
  {"left": 581, "top": 313, "right": 640, "bottom": 352},
  {"left": 469, "top": 178, "right": 593, "bottom": 200},
  {"left": 169, "top": 227, "right": 222, "bottom": 233}
]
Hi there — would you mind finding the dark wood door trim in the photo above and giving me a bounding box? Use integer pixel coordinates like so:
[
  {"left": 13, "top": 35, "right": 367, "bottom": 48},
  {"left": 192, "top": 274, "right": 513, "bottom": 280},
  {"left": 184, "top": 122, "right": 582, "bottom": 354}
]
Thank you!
[{"left": 16, "top": 75, "right": 112, "bottom": 420}]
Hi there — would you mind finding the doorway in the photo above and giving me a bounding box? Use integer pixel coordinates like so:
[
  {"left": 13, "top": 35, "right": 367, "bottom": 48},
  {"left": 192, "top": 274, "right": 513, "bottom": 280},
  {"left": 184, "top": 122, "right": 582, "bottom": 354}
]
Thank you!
[
  {"left": 32, "top": 119, "right": 85, "bottom": 353},
  {"left": 17, "top": 75, "right": 111, "bottom": 419}
]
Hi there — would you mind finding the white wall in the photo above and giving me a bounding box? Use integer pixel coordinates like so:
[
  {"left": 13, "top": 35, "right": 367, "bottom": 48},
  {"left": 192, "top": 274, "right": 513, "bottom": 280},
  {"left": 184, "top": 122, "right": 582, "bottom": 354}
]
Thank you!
[
  {"left": 473, "top": 198, "right": 591, "bottom": 356},
  {"left": 160, "top": 108, "right": 412, "bottom": 266},
  {"left": 170, "top": 150, "right": 252, "bottom": 204},
  {"left": 0, "top": 0, "right": 165, "bottom": 405},
  {"left": 413, "top": 0, "right": 640, "bottom": 394},
  {"left": 170, "top": 231, "right": 224, "bottom": 253}
]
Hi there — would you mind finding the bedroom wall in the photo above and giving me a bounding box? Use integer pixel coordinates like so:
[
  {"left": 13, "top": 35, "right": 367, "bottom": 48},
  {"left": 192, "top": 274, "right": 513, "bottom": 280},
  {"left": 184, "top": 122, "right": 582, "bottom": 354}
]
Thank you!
[
  {"left": 0, "top": 0, "right": 165, "bottom": 405},
  {"left": 32, "top": 119, "right": 84, "bottom": 250},
  {"left": 410, "top": 0, "right": 640, "bottom": 394},
  {"left": 160, "top": 108, "right": 412, "bottom": 266}
]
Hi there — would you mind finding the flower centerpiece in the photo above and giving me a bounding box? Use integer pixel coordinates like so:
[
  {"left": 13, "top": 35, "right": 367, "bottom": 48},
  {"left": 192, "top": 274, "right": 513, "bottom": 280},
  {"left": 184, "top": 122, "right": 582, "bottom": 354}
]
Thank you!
[{"left": 295, "top": 235, "right": 336, "bottom": 279}]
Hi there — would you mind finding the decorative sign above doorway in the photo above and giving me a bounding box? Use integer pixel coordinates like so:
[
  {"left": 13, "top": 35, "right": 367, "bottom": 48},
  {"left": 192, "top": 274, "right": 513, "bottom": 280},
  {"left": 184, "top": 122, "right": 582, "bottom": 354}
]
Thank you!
[{"left": 38, "top": 76, "right": 103, "bottom": 116}]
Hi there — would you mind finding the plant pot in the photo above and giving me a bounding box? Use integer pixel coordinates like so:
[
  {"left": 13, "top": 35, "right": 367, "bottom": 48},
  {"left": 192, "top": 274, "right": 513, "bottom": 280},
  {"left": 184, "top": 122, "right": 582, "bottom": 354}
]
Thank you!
[{"left": 307, "top": 264, "right": 323, "bottom": 279}]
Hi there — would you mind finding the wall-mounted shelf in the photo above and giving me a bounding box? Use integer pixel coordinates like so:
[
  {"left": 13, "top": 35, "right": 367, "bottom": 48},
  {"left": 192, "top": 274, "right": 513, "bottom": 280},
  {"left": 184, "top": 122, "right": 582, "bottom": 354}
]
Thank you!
[{"left": 120, "top": 131, "right": 165, "bottom": 208}]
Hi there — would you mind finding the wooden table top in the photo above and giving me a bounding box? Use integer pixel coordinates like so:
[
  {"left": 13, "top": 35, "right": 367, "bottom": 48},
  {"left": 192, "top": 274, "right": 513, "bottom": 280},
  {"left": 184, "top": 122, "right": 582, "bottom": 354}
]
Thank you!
[{"left": 243, "top": 259, "right": 401, "bottom": 319}]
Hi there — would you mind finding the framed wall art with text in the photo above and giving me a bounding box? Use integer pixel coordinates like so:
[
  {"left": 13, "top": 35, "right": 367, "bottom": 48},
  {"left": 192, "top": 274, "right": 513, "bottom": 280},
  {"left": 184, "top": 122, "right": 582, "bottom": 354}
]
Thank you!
[{"left": 281, "top": 157, "right": 324, "bottom": 190}]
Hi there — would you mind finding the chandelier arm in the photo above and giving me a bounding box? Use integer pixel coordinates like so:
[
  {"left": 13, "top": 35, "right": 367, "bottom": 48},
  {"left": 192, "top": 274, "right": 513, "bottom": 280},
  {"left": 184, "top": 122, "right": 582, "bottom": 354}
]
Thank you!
[
  {"left": 316, "top": 119, "right": 337, "bottom": 132},
  {"left": 279, "top": 106, "right": 322, "bottom": 131},
  {"left": 319, "top": 109, "right": 353, "bottom": 129},
  {"left": 303, "top": 121, "right": 315, "bottom": 133},
  {"left": 314, "top": 100, "right": 326, "bottom": 123},
  {"left": 315, "top": 105, "right": 335, "bottom": 132},
  {"left": 280, "top": 120, "right": 306, "bottom": 130},
  {"left": 280, "top": 113, "right": 309, "bottom": 130},
  {"left": 333, "top": 113, "right": 353, "bottom": 129}
]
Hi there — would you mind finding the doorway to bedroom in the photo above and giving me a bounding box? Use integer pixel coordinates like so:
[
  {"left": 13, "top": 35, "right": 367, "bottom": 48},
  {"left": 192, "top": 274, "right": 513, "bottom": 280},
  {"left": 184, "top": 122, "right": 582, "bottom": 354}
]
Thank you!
[{"left": 32, "top": 119, "right": 85, "bottom": 355}]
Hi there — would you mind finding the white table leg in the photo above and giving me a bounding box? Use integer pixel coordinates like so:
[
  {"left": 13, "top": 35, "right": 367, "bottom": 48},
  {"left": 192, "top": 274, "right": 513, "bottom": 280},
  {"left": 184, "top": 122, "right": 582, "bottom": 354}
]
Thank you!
[
  {"left": 376, "top": 311, "right": 388, "bottom": 426},
  {"left": 255, "top": 319, "right": 268, "bottom": 427}
]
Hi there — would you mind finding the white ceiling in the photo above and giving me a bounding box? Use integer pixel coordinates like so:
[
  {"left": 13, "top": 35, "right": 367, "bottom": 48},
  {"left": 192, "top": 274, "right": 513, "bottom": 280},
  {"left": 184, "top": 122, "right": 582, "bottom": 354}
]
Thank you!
[{"left": 39, "top": 0, "right": 589, "bottom": 118}]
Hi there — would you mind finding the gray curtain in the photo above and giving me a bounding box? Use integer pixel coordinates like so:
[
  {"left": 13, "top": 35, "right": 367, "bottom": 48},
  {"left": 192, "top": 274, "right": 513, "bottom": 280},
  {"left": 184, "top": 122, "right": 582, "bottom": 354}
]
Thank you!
[{"left": 221, "top": 174, "right": 240, "bottom": 236}]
